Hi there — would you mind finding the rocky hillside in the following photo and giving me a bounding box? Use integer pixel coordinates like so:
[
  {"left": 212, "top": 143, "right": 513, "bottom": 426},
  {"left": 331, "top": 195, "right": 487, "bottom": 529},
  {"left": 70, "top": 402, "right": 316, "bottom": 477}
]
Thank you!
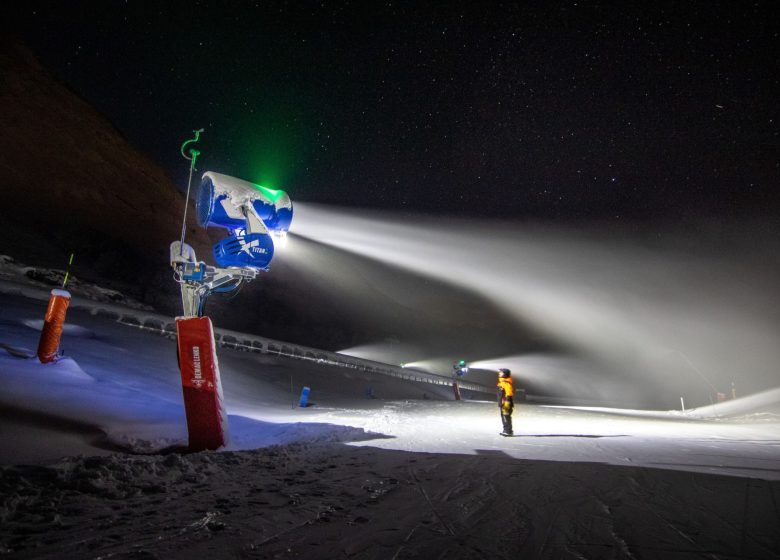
[{"left": 0, "top": 40, "right": 211, "bottom": 310}]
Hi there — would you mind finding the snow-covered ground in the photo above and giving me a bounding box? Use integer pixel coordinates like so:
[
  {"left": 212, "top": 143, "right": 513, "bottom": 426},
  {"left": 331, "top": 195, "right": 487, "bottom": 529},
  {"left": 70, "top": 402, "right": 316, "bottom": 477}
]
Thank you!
[{"left": 1, "top": 287, "right": 779, "bottom": 557}]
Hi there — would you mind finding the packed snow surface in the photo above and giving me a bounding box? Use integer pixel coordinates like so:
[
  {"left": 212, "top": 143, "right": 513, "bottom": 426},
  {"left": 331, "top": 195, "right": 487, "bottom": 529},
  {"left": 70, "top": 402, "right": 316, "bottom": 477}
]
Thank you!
[{"left": 1, "top": 289, "right": 779, "bottom": 558}]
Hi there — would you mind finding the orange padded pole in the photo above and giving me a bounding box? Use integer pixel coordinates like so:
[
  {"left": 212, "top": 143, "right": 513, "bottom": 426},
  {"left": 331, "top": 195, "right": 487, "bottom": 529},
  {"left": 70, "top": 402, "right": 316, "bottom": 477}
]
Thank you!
[
  {"left": 176, "top": 316, "right": 229, "bottom": 451},
  {"left": 37, "top": 289, "right": 71, "bottom": 363}
]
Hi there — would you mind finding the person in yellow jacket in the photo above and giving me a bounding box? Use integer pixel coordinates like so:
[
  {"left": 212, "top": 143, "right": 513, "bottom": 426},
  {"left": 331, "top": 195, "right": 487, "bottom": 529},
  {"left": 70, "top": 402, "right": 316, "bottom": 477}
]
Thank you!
[{"left": 497, "top": 368, "right": 514, "bottom": 436}]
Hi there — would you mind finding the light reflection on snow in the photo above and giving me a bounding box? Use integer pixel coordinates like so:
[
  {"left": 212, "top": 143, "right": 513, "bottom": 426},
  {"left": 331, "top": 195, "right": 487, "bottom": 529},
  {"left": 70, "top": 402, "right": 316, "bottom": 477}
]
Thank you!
[{"left": 239, "top": 396, "right": 780, "bottom": 480}]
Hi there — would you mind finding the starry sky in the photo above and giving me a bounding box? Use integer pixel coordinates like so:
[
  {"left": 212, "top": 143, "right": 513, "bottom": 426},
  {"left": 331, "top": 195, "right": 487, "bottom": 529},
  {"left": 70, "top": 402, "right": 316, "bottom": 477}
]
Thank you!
[{"left": 7, "top": 1, "right": 780, "bottom": 223}]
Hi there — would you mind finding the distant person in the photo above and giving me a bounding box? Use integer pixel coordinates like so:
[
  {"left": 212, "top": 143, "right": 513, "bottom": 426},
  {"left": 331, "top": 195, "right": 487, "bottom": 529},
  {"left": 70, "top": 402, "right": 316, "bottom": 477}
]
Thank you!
[{"left": 497, "top": 368, "right": 514, "bottom": 436}]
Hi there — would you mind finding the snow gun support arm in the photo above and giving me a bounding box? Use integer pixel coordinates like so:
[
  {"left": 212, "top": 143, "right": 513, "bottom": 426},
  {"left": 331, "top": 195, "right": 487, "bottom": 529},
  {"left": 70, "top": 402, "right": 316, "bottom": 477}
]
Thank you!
[{"left": 170, "top": 241, "right": 258, "bottom": 317}]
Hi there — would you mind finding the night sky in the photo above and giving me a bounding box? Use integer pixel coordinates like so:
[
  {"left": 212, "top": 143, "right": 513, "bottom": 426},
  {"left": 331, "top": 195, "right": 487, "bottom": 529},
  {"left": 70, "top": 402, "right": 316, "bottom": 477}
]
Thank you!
[{"left": 7, "top": 1, "right": 780, "bottom": 222}]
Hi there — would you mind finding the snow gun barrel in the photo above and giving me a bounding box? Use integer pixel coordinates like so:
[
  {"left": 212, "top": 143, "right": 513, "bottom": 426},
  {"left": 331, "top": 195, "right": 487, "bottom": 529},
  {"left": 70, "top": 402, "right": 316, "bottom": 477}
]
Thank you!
[{"left": 195, "top": 171, "right": 293, "bottom": 269}]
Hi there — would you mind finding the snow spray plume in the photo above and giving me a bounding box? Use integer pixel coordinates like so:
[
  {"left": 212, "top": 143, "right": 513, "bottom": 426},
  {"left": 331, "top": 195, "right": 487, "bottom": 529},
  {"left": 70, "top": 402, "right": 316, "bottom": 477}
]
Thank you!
[{"left": 290, "top": 203, "right": 780, "bottom": 408}]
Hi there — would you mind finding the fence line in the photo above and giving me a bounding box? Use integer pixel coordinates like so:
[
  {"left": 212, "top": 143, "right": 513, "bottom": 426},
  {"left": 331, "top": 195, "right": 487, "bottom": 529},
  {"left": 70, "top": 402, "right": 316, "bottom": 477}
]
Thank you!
[{"left": 82, "top": 303, "right": 493, "bottom": 395}]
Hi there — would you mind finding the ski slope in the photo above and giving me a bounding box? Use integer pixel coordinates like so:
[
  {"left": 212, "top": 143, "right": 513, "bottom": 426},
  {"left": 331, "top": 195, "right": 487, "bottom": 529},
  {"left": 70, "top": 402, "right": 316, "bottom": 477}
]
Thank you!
[
  {"left": 1, "top": 286, "right": 779, "bottom": 557},
  {"left": 1, "top": 291, "right": 779, "bottom": 477}
]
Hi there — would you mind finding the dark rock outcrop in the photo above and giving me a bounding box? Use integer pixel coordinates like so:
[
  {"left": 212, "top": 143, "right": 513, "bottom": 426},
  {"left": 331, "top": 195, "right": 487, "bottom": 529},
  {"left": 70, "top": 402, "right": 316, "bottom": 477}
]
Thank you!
[{"left": 0, "top": 40, "right": 211, "bottom": 311}]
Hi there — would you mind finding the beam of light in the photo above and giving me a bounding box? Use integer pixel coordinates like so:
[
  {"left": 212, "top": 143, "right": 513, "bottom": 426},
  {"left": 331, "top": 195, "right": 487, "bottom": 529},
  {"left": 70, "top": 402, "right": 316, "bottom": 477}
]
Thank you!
[
  {"left": 272, "top": 231, "right": 289, "bottom": 250},
  {"left": 337, "top": 342, "right": 423, "bottom": 365},
  {"left": 396, "top": 359, "right": 444, "bottom": 373},
  {"left": 288, "top": 203, "right": 780, "bottom": 407},
  {"left": 469, "top": 354, "right": 649, "bottom": 407},
  {"left": 337, "top": 347, "right": 456, "bottom": 378}
]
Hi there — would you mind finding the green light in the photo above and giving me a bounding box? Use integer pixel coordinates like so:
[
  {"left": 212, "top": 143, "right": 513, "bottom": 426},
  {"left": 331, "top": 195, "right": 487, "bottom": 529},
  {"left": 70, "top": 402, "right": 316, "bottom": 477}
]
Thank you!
[
  {"left": 245, "top": 122, "right": 296, "bottom": 194},
  {"left": 459, "top": 360, "right": 466, "bottom": 366},
  {"left": 253, "top": 183, "right": 285, "bottom": 202}
]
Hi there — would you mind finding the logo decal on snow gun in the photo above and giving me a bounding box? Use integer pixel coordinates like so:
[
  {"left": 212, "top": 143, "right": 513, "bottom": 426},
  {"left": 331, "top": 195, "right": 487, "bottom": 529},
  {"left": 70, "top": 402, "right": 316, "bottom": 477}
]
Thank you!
[
  {"left": 212, "top": 232, "right": 274, "bottom": 269},
  {"left": 237, "top": 235, "right": 268, "bottom": 256}
]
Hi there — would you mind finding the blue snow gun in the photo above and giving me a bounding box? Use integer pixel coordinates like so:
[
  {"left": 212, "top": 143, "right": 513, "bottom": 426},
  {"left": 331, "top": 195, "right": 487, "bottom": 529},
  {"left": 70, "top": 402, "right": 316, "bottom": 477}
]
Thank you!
[
  {"left": 196, "top": 172, "right": 293, "bottom": 270},
  {"left": 171, "top": 171, "right": 293, "bottom": 317}
]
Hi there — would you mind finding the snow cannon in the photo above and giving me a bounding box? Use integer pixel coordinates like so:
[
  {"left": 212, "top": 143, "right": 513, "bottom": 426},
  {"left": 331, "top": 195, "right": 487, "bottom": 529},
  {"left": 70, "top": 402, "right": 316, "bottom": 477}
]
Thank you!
[
  {"left": 196, "top": 172, "right": 293, "bottom": 270},
  {"left": 171, "top": 171, "right": 294, "bottom": 317}
]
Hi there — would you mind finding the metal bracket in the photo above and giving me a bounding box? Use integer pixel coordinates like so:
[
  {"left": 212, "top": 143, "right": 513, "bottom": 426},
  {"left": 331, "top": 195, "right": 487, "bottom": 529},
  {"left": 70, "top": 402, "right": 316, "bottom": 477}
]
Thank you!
[{"left": 170, "top": 241, "right": 258, "bottom": 317}]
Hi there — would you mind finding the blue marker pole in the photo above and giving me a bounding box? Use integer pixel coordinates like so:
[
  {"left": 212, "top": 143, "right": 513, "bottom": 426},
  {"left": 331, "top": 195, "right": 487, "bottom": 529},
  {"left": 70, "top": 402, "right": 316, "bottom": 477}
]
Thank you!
[{"left": 299, "top": 386, "right": 311, "bottom": 408}]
